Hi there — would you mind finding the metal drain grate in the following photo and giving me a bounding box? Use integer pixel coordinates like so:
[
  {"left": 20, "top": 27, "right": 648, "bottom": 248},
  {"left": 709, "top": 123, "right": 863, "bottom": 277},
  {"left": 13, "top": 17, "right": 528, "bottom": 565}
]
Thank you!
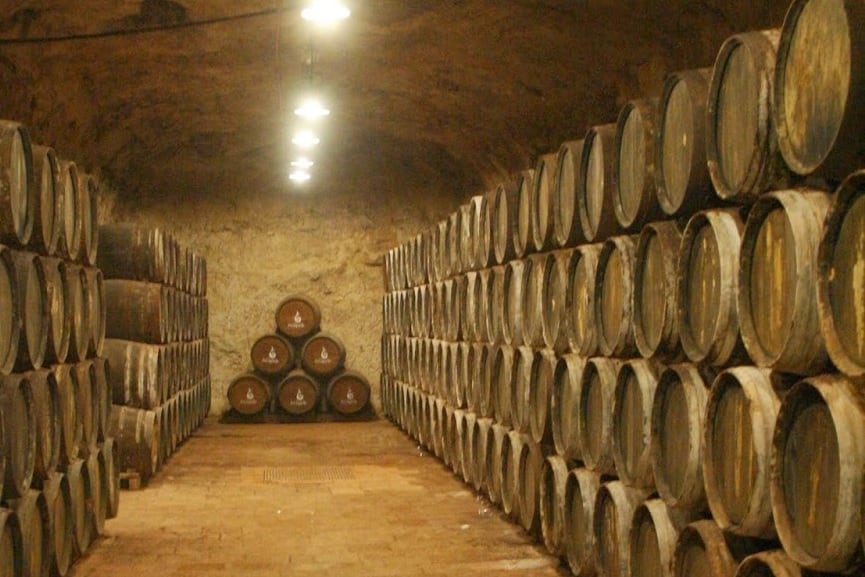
[{"left": 262, "top": 466, "right": 355, "bottom": 483}]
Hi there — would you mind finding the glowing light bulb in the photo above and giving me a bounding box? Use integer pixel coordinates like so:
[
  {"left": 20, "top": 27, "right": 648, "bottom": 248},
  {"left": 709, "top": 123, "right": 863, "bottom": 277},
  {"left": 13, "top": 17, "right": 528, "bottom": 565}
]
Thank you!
[
  {"left": 289, "top": 170, "right": 311, "bottom": 183},
  {"left": 291, "top": 158, "right": 314, "bottom": 169},
  {"left": 301, "top": 0, "right": 350, "bottom": 24},
  {"left": 294, "top": 100, "right": 331, "bottom": 120},
  {"left": 292, "top": 131, "right": 320, "bottom": 149}
]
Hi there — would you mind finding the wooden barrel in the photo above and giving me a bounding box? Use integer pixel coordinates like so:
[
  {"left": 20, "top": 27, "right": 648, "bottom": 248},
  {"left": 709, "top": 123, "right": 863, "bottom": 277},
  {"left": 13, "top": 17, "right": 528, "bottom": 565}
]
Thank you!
[
  {"left": 510, "top": 347, "right": 536, "bottom": 434},
  {"left": 327, "top": 371, "right": 371, "bottom": 416},
  {"left": 673, "top": 519, "right": 758, "bottom": 577},
  {"left": 85, "top": 448, "right": 107, "bottom": 537},
  {"left": 449, "top": 409, "right": 467, "bottom": 477},
  {"left": 485, "top": 423, "right": 509, "bottom": 506},
  {"left": 630, "top": 499, "right": 691, "bottom": 577},
  {"left": 30, "top": 145, "right": 61, "bottom": 256},
  {"left": 53, "top": 365, "right": 80, "bottom": 467},
  {"left": 446, "top": 208, "right": 463, "bottom": 277},
  {"left": 739, "top": 190, "right": 832, "bottom": 375},
  {"left": 468, "top": 343, "right": 493, "bottom": 418},
  {"left": 502, "top": 259, "right": 525, "bottom": 346},
  {"left": 226, "top": 373, "right": 270, "bottom": 416},
  {"left": 461, "top": 412, "right": 477, "bottom": 486},
  {"left": 707, "top": 29, "right": 790, "bottom": 202},
  {"left": 771, "top": 374, "right": 865, "bottom": 573},
  {"left": 39, "top": 257, "right": 69, "bottom": 365},
  {"left": 473, "top": 192, "right": 495, "bottom": 270},
  {"left": 12, "top": 251, "right": 48, "bottom": 371},
  {"left": 703, "top": 366, "right": 788, "bottom": 539},
  {"left": 0, "top": 506, "right": 22, "bottom": 577},
  {"left": 551, "top": 354, "right": 586, "bottom": 461},
  {"left": 84, "top": 267, "right": 105, "bottom": 358},
  {"left": 677, "top": 208, "right": 747, "bottom": 366},
  {"left": 103, "top": 339, "right": 166, "bottom": 409},
  {"left": 817, "top": 170, "right": 865, "bottom": 376},
  {"left": 56, "top": 160, "right": 81, "bottom": 262},
  {"left": 77, "top": 172, "right": 98, "bottom": 267},
  {"left": 539, "top": 454, "right": 570, "bottom": 556},
  {"left": 0, "top": 246, "right": 19, "bottom": 375},
  {"left": 501, "top": 431, "right": 527, "bottom": 519},
  {"left": 300, "top": 332, "right": 346, "bottom": 379},
  {"left": 459, "top": 202, "right": 475, "bottom": 273},
  {"left": 594, "top": 480, "right": 650, "bottom": 577},
  {"left": 491, "top": 344, "right": 515, "bottom": 427},
  {"left": 531, "top": 152, "right": 558, "bottom": 252},
  {"left": 517, "top": 437, "right": 544, "bottom": 536},
  {"left": 101, "top": 437, "right": 120, "bottom": 519},
  {"left": 471, "top": 417, "right": 493, "bottom": 493},
  {"left": 528, "top": 349, "right": 556, "bottom": 446},
  {"left": 737, "top": 550, "right": 809, "bottom": 577},
  {"left": 162, "top": 232, "right": 178, "bottom": 289},
  {"left": 656, "top": 68, "right": 715, "bottom": 218},
  {"left": 250, "top": 333, "right": 295, "bottom": 376},
  {"left": 275, "top": 370, "right": 318, "bottom": 415},
  {"left": 462, "top": 271, "right": 480, "bottom": 343},
  {"left": 612, "top": 359, "right": 660, "bottom": 490},
  {"left": 64, "top": 458, "right": 93, "bottom": 557},
  {"left": 0, "top": 119, "right": 34, "bottom": 246},
  {"left": 92, "top": 357, "right": 110, "bottom": 442},
  {"left": 521, "top": 254, "right": 546, "bottom": 348},
  {"left": 42, "top": 472, "right": 72, "bottom": 577},
  {"left": 104, "top": 279, "right": 168, "bottom": 345},
  {"left": 579, "top": 123, "right": 619, "bottom": 243},
  {"left": 26, "top": 369, "right": 60, "bottom": 484},
  {"left": 634, "top": 221, "right": 683, "bottom": 361},
  {"left": 579, "top": 357, "right": 623, "bottom": 475},
  {"left": 615, "top": 98, "right": 663, "bottom": 232},
  {"left": 477, "top": 268, "right": 493, "bottom": 343},
  {"left": 73, "top": 361, "right": 96, "bottom": 456},
  {"left": 96, "top": 224, "right": 167, "bottom": 284},
  {"left": 595, "top": 235, "right": 639, "bottom": 358},
  {"left": 492, "top": 178, "right": 521, "bottom": 264},
  {"left": 486, "top": 266, "right": 505, "bottom": 343},
  {"left": 553, "top": 140, "right": 586, "bottom": 248},
  {"left": 564, "top": 468, "right": 602, "bottom": 577},
  {"left": 566, "top": 243, "right": 601, "bottom": 356},
  {"left": 444, "top": 276, "right": 465, "bottom": 342},
  {"left": 453, "top": 341, "right": 470, "bottom": 409},
  {"left": 650, "top": 364, "right": 711, "bottom": 512},
  {"left": 542, "top": 249, "right": 570, "bottom": 352},
  {"left": 0, "top": 375, "right": 35, "bottom": 500},
  {"left": 515, "top": 170, "right": 536, "bottom": 259},
  {"left": 7, "top": 489, "right": 49, "bottom": 577},
  {"left": 773, "top": 0, "right": 865, "bottom": 181}
]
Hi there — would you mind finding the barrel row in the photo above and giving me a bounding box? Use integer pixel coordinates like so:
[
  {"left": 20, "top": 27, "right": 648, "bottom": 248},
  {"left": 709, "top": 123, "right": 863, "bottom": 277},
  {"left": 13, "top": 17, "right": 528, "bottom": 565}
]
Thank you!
[
  {"left": 104, "top": 279, "right": 208, "bottom": 344},
  {"left": 97, "top": 224, "right": 207, "bottom": 297}
]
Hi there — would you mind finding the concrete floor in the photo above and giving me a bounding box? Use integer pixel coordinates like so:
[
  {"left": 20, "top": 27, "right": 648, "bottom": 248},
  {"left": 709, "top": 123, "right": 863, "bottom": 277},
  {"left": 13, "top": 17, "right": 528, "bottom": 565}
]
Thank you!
[{"left": 72, "top": 419, "right": 566, "bottom": 577}]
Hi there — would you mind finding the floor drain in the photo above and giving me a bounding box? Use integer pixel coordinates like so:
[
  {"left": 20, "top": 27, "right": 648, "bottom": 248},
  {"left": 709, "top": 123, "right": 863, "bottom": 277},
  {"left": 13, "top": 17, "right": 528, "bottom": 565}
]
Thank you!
[{"left": 262, "top": 466, "right": 355, "bottom": 483}]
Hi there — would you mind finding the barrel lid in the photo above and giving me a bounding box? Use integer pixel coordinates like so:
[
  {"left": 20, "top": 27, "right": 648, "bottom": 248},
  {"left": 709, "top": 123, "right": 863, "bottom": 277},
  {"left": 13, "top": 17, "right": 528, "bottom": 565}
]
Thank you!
[{"left": 275, "top": 295, "right": 321, "bottom": 339}]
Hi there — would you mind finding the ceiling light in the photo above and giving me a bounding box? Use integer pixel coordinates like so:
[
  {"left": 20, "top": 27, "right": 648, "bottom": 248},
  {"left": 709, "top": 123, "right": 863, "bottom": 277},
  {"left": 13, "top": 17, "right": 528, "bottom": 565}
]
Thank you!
[
  {"left": 290, "top": 170, "right": 311, "bottom": 183},
  {"left": 301, "top": 0, "right": 350, "bottom": 24},
  {"left": 291, "top": 158, "right": 315, "bottom": 169},
  {"left": 292, "top": 130, "right": 320, "bottom": 149},
  {"left": 294, "top": 100, "right": 331, "bottom": 120}
]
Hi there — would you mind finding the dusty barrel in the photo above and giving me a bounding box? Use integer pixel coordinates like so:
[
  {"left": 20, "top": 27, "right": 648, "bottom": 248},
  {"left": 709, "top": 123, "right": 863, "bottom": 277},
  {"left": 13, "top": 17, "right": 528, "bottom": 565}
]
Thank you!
[
  {"left": 226, "top": 373, "right": 270, "bottom": 416},
  {"left": 595, "top": 235, "right": 639, "bottom": 357},
  {"left": 250, "top": 333, "right": 295, "bottom": 376},
  {"left": 451, "top": 341, "right": 470, "bottom": 409},
  {"left": 737, "top": 550, "right": 809, "bottom": 577},
  {"left": 462, "top": 271, "right": 480, "bottom": 343},
  {"left": 539, "top": 454, "right": 570, "bottom": 556},
  {"left": 500, "top": 430, "right": 527, "bottom": 520},
  {"left": 0, "top": 507, "right": 22, "bottom": 576},
  {"left": 517, "top": 437, "right": 545, "bottom": 536},
  {"left": 634, "top": 221, "right": 683, "bottom": 361},
  {"left": 53, "top": 365, "right": 80, "bottom": 467},
  {"left": 42, "top": 472, "right": 73, "bottom": 577},
  {"left": 446, "top": 207, "right": 464, "bottom": 276},
  {"left": 12, "top": 250, "right": 49, "bottom": 370},
  {"left": 73, "top": 361, "right": 97, "bottom": 456},
  {"left": 103, "top": 339, "right": 166, "bottom": 409},
  {"left": 491, "top": 344, "right": 515, "bottom": 427},
  {"left": 474, "top": 192, "right": 496, "bottom": 270},
  {"left": 26, "top": 369, "right": 60, "bottom": 484},
  {"left": 0, "top": 119, "right": 34, "bottom": 246},
  {"left": 65, "top": 458, "right": 93, "bottom": 557},
  {"left": 300, "top": 332, "right": 346, "bottom": 379},
  {"left": 447, "top": 409, "right": 467, "bottom": 477},
  {"left": 553, "top": 140, "right": 586, "bottom": 248},
  {"left": 773, "top": 0, "right": 865, "bottom": 181},
  {"left": 276, "top": 370, "right": 318, "bottom": 416},
  {"left": 471, "top": 417, "right": 493, "bottom": 493},
  {"left": 510, "top": 346, "right": 536, "bottom": 434},
  {"left": 579, "top": 123, "right": 619, "bottom": 243},
  {"left": 85, "top": 449, "right": 107, "bottom": 538},
  {"left": 477, "top": 269, "right": 493, "bottom": 343},
  {"left": 612, "top": 359, "right": 660, "bottom": 490},
  {"left": 579, "top": 357, "right": 623, "bottom": 475},
  {"left": 56, "top": 160, "right": 82, "bottom": 263},
  {"left": 551, "top": 354, "right": 586, "bottom": 461},
  {"left": 485, "top": 266, "right": 505, "bottom": 343},
  {"left": 707, "top": 29, "right": 790, "bottom": 202},
  {"left": 542, "top": 249, "right": 570, "bottom": 352},
  {"left": 459, "top": 202, "right": 475, "bottom": 273},
  {"left": 630, "top": 499, "right": 691, "bottom": 577},
  {"left": 502, "top": 259, "right": 526, "bottom": 346},
  {"left": 485, "top": 423, "right": 509, "bottom": 506},
  {"left": 672, "top": 519, "right": 754, "bottom": 577},
  {"left": 76, "top": 172, "right": 98, "bottom": 266},
  {"left": 327, "top": 371, "right": 371, "bottom": 416},
  {"left": 703, "top": 366, "right": 787, "bottom": 539},
  {"left": 771, "top": 374, "right": 865, "bottom": 573},
  {"left": 7, "top": 488, "right": 49, "bottom": 577},
  {"left": 615, "top": 98, "right": 663, "bottom": 232},
  {"left": 30, "top": 145, "right": 61, "bottom": 256},
  {"left": 817, "top": 170, "right": 865, "bottom": 376},
  {"left": 468, "top": 343, "right": 493, "bottom": 418},
  {"left": 564, "top": 468, "right": 602, "bottom": 577},
  {"left": 102, "top": 437, "right": 120, "bottom": 519},
  {"left": 461, "top": 412, "right": 477, "bottom": 485},
  {"left": 566, "top": 243, "right": 601, "bottom": 356},
  {"left": 443, "top": 276, "right": 464, "bottom": 342},
  {"left": 492, "top": 178, "right": 521, "bottom": 264},
  {"left": 531, "top": 152, "right": 558, "bottom": 252},
  {"left": 594, "top": 480, "right": 650, "bottom": 577},
  {"left": 650, "top": 364, "right": 711, "bottom": 512},
  {"left": 1, "top": 375, "right": 35, "bottom": 500},
  {"left": 515, "top": 169, "right": 536, "bottom": 259},
  {"left": 96, "top": 224, "right": 167, "bottom": 283},
  {"left": 0, "top": 246, "right": 20, "bottom": 374},
  {"left": 656, "top": 68, "right": 715, "bottom": 218},
  {"left": 39, "top": 256, "right": 69, "bottom": 365},
  {"left": 521, "top": 254, "right": 546, "bottom": 348},
  {"left": 528, "top": 349, "right": 556, "bottom": 446},
  {"left": 676, "top": 208, "right": 746, "bottom": 367},
  {"left": 92, "top": 358, "right": 110, "bottom": 443},
  {"left": 104, "top": 279, "right": 167, "bottom": 345}
]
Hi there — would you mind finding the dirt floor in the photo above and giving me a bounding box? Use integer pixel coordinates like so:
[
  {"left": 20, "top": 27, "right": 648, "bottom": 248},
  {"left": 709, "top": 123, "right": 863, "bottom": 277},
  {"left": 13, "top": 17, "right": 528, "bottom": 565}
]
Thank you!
[{"left": 72, "top": 418, "right": 566, "bottom": 577}]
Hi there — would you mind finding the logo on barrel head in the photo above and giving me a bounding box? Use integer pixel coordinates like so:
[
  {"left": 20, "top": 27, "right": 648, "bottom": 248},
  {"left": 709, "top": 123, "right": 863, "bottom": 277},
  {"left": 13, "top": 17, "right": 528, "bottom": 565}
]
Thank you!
[
  {"left": 294, "top": 310, "right": 303, "bottom": 324},
  {"left": 262, "top": 345, "right": 280, "bottom": 365},
  {"left": 296, "top": 389, "right": 304, "bottom": 402},
  {"left": 241, "top": 386, "right": 257, "bottom": 405}
]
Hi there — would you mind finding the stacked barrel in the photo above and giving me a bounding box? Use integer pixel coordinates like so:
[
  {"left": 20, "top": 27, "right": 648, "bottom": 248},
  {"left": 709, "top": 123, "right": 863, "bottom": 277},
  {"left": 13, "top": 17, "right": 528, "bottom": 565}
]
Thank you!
[
  {"left": 225, "top": 295, "right": 372, "bottom": 421},
  {"left": 98, "top": 225, "right": 210, "bottom": 486},
  {"left": 382, "top": 1, "right": 865, "bottom": 576},
  {"left": 0, "top": 119, "right": 119, "bottom": 577}
]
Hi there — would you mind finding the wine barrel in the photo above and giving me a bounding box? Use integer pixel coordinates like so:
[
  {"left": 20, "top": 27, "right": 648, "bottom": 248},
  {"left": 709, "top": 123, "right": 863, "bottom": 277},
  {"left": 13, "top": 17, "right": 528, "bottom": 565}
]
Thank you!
[
  {"left": 92, "top": 357, "right": 109, "bottom": 442},
  {"left": 485, "top": 423, "right": 509, "bottom": 506},
  {"left": 65, "top": 458, "right": 93, "bottom": 557},
  {"left": 53, "top": 365, "right": 80, "bottom": 467},
  {"left": 26, "top": 369, "right": 60, "bottom": 484},
  {"left": 96, "top": 225, "right": 167, "bottom": 284},
  {"left": 650, "top": 364, "right": 711, "bottom": 512},
  {"left": 510, "top": 347, "right": 536, "bottom": 434},
  {"left": 103, "top": 339, "right": 166, "bottom": 409},
  {"left": 84, "top": 267, "right": 105, "bottom": 358},
  {"left": 471, "top": 417, "right": 493, "bottom": 494},
  {"left": 468, "top": 343, "right": 493, "bottom": 418},
  {"left": 30, "top": 145, "right": 61, "bottom": 256},
  {"left": 521, "top": 254, "right": 546, "bottom": 348},
  {"left": 551, "top": 354, "right": 586, "bottom": 461},
  {"left": 73, "top": 361, "right": 96, "bottom": 456},
  {"left": 579, "top": 123, "right": 619, "bottom": 243},
  {"left": 673, "top": 519, "right": 758, "bottom": 577},
  {"left": 461, "top": 412, "right": 477, "bottom": 486},
  {"left": 634, "top": 221, "right": 683, "bottom": 361},
  {"left": 250, "top": 333, "right": 295, "bottom": 376},
  {"left": 300, "top": 332, "right": 346, "bottom": 379},
  {"left": 539, "top": 454, "right": 570, "bottom": 556},
  {"left": 39, "top": 256, "right": 69, "bottom": 365},
  {"left": 771, "top": 374, "right": 865, "bottom": 573},
  {"left": 579, "top": 357, "right": 623, "bottom": 475},
  {"left": 515, "top": 170, "right": 536, "bottom": 259},
  {"left": 443, "top": 276, "right": 464, "bottom": 342},
  {"left": 528, "top": 349, "right": 556, "bottom": 446},
  {"left": 477, "top": 268, "right": 493, "bottom": 343},
  {"left": 492, "top": 178, "right": 521, "bottom": 264},
  {"left": 104, "top": 278, "right": 168, "bottom": 345},
  {"left": 0, "top": 119, "right": 34, "bottom": 246},
  {"left": 491, "top": 344, "right": 515, "bottom": 427},
  {"left": 595, "top": 235, "right": 639, "bottom": 358},
  {"left": 817, "top": 170, "right": 865, "bottom": 376},
  {"left": 42, "top": 472, "right": 73, "bottom": 577},
  {"left": 612, "top": 359, "right": 660, "bottom": 490},
  {"left": 473, "top": 193, "right": 495, "bottom": 270},
  {"left": 677, "top": 208, "right": 747, "bottom": 367},
  {"left": 566, "top": 243, "right": 601, "bottom": 357},
  {"left": 773, "top": 0, "right": 865, "bottom": 181},
  {"left": 226, "top": 373, "right": 270, "bottom": 416},
  {"left": 703, "top": 366, "right": 788, "bottom": 539},
  {"left": 737, "top": 550, "right": 808, "bottom": 577},
  {"left": 162, "top": 232, "right": 178, "bottom": 289},
  {"left": 542, "top": 249, "right": 570, "bottom": 353},
  {"left": 656, "top": 68, "right": 715, "bottom": 218},
  {"left": 12, "top": 250, "right": 49, "bottom": 370},
  {"left": 275, "top": 370, "right": 318, "bottom": 415},
  {"left": 0, "top": 506, "right": 22, "bottom": 577},
  {"left": 448, "top": 408, "right": 466, "bottom": 477},
  {"left": 327, "top": 371, "right": 371, "bottom": 416},
  {"left": 462, "top": 271, "right": 480, "bottom": 343},
  {"left": 57, "top": 160, "right": 81, "bottom": 263},
  {"left": 85, "top": 449, "right": 107, "bottom": 537},
  {"left": 7, "top": 489, "right": 49, "bottom": 577},
  {"left": 615, "top": 98, "right": 663, "bottom": 232},
  {"left": 0, "top": 246, "right": 20, "bottom": 375},
  {"left": 0, "top": 375, "right": 35, "bottom": 500},
  {"left": 707, "top": 29, "right": 790, "bottom": 202},
  {"left": 517, "top": 437, "right": 545, "bottom": 536},
  {"left": 630, "top": 499, "right": 691, "bottom": 577},
  {"left": 486, "top": 266, "right": 506, "bottom": 343},
  {"left": 531, "top": 152, "right": 558, "bottom": 253},
  {"left": 446, "top": 207, "right": 463, "bottom": 277},
  {"left": 459, "top": 202, "right": 475, "bottom": 273},
  {"left": 564, "top": 467, "right": 602, "bottom": 577},
  {"left": 594, "top": 480, "right": 650, "bottom": 577},
  {"left": 77, "top": 172, "right": 98, "bottom": 267},
  {"left": 101, "top": 437, "right": 119, "bottom": 519},
  {"left": 501, "top": 431, "right": 527, "bottom": 520},
  {"left": 452, "top": 341, "right": 470, "bottom": 409},
  {"left": 553, "top": 140, "right": 586, "bottom": 248},
  {"left": 502, "top": 259, "right": 526, "bottom": 346}
]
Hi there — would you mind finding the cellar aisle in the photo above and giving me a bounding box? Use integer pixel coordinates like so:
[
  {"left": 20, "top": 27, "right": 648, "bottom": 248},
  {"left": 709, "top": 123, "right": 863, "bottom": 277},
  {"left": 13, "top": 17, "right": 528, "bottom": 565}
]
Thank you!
[{"left": 73, "top": 419, "right": 565, "bottom": 577}]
